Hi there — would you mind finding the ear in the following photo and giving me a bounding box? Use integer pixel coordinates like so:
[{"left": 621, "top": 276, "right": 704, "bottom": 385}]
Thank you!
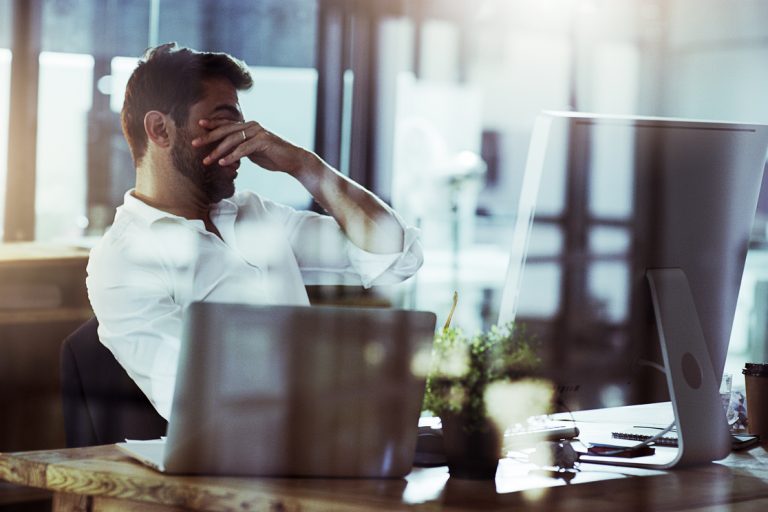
[{"left": 143, "top": 110, "right": 173, "bottom": 149}]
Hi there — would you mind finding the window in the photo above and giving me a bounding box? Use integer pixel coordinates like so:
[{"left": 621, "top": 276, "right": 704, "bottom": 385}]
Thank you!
[
  {"left": 0, "top": 0, "right": 11, "bottom": 48},
  {"left": 0, "top": 0, "right": 11, "bottom": 238},
  {"left": 26, "top": 0, "right": 318, "bottom": 240},
  {"left": 35, "top": 52, "right": 93, "bottom": 240},
  {"left": 0, "top": 51, "right": 10, "bottom": 239}
]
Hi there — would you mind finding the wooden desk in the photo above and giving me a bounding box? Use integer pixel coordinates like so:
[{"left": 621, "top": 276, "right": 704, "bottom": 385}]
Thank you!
[{"left": 2, "top": 445, "right": 768, "bottom": 511}]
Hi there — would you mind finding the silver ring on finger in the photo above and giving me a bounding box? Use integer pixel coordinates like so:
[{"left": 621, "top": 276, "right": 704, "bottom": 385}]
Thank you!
[{"left": 240, "top": 129, "right": 247, "bottom": 141}]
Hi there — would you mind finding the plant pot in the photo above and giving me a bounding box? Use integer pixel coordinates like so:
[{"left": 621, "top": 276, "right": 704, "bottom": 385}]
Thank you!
[{"left": 440, "top": 413, "right": 502, "bottom": 479}]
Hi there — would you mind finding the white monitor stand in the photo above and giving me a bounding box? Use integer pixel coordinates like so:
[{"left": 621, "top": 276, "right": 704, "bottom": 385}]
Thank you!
[
  {"left": 575, "top": 269, "right": 731, "bottom": 469},
  {"left": 644, "top": 268, "right": 731, "bottom": 467}
]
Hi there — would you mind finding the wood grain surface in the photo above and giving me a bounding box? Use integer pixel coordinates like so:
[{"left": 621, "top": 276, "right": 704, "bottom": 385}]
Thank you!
[{"left": 2, "top": 444, "right": 768, "bottom": 511}]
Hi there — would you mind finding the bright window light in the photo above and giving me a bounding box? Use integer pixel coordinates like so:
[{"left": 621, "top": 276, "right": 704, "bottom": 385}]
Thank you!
[
  {"left": 0, "top": 49, "right": 11, "bottom": 239},
  {"left": 35, "top": 51, "right": 93, "bottom": 241}
]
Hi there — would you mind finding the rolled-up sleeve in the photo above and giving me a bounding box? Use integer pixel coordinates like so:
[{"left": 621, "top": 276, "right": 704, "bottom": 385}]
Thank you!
[
  {"left": 344, "top": 216, "right": 423, "bottom": 287},
  {"left": 259, "top": 195, "right": 423, "bottom": 287}
]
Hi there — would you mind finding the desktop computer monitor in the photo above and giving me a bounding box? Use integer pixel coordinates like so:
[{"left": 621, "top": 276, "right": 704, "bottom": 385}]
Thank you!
[{"left": 498, "top": 112, "right": 768, "bottom": 465}]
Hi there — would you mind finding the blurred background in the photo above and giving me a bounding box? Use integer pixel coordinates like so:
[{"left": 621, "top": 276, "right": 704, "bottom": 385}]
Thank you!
[{"left": 2, "top": 0, "right": 768, "bottom": 490}]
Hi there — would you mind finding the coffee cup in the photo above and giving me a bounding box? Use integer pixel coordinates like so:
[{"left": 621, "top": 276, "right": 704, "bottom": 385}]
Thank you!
[{"left": 743, "top": 363, "right": 768, "bottom": 438}]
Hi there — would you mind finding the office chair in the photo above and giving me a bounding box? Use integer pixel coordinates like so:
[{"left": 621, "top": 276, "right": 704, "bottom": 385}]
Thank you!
[{"left": 60, "top": 317, "right": 167, "bottom": 447}]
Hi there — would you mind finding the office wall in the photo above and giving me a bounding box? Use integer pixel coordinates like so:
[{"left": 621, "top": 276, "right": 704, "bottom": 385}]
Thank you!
[{"left": 662, "top": 0, "right": 768, "bottom": 123}]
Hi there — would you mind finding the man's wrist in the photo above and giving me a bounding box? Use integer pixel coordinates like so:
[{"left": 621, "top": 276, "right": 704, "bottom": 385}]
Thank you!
[{"left": 291, "top": 151, "right": 327, "bottom": 183}]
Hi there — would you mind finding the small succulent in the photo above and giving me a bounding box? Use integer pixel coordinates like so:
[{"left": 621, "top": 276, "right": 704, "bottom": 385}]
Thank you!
[{"left": 423, "top": 322, "right": 544, "bottom": 432}]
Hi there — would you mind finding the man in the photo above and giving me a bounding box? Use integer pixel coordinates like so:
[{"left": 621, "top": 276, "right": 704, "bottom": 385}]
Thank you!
[{"left": 86, "top": 43, "right": 423, "bottom": 420}]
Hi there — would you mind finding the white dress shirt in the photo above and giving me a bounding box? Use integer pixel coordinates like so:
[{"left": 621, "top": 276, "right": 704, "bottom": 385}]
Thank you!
[{"left": 86, "top": 189, "right": 423, "bottom": 420}]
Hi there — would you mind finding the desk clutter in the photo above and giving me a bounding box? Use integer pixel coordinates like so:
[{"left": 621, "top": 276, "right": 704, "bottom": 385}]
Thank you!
[{"left": 416, "top": 403, "right": 763, "bottom": 478}]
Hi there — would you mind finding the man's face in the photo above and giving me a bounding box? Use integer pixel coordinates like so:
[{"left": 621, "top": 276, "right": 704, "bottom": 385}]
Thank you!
[{"left": 171, "top": 78, "right": 244, "bottom": 203}]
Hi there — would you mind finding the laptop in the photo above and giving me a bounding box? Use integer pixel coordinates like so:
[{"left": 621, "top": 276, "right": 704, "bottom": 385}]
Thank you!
[{"left": 117, "top": 302, "right": 436, "bottom": 477}]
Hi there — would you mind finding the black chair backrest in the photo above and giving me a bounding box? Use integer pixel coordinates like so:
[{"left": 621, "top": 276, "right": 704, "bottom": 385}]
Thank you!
[{"left": 60, "top": 317, "right": 167, "bottom": 447}]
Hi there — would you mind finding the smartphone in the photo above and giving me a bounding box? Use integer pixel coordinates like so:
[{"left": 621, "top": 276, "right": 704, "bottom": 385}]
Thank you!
[
  {"left": 731, "top": 434, "right": 760, "bottom": 451},
  {"left": 586, "top": 443, "right": 655, "bottom": 458}
]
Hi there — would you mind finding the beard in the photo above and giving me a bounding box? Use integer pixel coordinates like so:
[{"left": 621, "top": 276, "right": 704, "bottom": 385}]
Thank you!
[{"left": 171, "top": 127, "right": 237, "bottom": 204}]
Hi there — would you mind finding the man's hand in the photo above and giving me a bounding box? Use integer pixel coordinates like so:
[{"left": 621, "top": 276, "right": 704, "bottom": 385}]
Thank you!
[
  {"left": 192, "top": 119, "right": 316, "bottom": 176},
  {"left": 193, "top": 119, "right": 404, "bottom": 254}
]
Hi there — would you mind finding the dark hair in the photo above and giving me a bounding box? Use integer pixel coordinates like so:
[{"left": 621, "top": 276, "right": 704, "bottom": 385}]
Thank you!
[{"left": 121, "top": 42, "right": 253, "bottom": 165}]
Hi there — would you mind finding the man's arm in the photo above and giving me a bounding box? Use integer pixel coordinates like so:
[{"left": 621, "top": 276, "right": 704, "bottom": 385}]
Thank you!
[
  {"left": 194, "top": 119, "right": 405, "bottom": 254},
  {"left": 290, "top": 156, "right": 405, "bottom": 255},
  {"left": 87, "top": 240, "right": 182, "bottom": 421}
]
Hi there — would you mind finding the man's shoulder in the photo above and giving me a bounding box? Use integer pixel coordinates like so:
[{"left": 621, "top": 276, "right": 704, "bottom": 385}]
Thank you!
[
  {"left": 88, "top": 207, "right": 164, "bottom": 269},
  {"left": 91, "top": 209, "right": 133, "bottom": 252}
]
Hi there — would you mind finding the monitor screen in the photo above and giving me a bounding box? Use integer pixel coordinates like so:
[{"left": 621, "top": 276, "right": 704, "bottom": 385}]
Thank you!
[{"left": 499, "top": 112, "right": 768, "bottom": 412}]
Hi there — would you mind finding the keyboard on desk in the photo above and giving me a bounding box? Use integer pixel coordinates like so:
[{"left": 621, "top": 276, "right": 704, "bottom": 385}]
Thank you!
[
  {"left": 413, "top": 418, "right": 580, "bottom": 467},
  {"left": 504, "top": 423, "right": 580, "bottom": 450}
]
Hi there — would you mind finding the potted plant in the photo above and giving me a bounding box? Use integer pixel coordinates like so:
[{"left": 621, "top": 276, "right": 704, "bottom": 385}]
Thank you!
[{"left": 422, "top": 321, "right": 549, "bottom": 479}]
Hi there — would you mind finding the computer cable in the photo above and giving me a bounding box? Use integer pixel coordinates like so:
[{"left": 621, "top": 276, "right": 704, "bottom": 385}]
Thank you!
[{"left": 577, "top": 360, "right": 677, "bottom": 457}]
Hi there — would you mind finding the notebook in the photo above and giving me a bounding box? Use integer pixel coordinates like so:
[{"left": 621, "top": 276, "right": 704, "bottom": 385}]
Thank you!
[
  {"left": 117, "top": 302, "right": 436, "bottom": 477},
  {"left": 612, "top": 427, "right": 678, "bottom": 447}
]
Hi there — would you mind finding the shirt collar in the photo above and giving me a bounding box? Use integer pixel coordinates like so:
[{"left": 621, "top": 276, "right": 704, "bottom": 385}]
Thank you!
[{"left": 121, "top": 189, "right": 239, "bottom": 227}]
